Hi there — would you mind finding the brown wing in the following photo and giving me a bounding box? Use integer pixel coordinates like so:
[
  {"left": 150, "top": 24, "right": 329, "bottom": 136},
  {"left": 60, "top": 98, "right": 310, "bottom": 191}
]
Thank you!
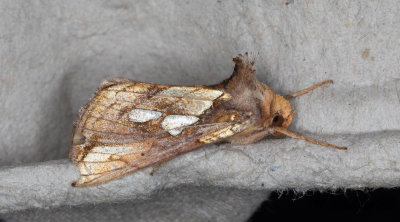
[{"left": 70, "top": 78, "right": 251, "bottom": 187}]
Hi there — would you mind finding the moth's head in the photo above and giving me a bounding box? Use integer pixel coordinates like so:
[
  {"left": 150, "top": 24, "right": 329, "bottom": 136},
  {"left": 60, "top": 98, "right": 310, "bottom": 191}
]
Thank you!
[{"left": 270, "top": 94, "right": 295, "bottom": 135}]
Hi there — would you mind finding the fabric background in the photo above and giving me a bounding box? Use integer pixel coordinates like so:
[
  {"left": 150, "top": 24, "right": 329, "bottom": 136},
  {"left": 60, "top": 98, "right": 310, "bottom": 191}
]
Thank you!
[{"left": 0, "top": 0, "right": 399, "bottom": 221}]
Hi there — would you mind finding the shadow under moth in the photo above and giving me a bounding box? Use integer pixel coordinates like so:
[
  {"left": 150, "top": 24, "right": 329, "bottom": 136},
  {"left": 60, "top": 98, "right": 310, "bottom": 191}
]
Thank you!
[{"left": 70, "top": 53, "right": 346, "bottom": 187}]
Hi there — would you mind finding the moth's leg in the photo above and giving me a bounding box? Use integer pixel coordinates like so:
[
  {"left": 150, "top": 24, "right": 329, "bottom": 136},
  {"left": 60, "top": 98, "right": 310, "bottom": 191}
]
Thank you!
[
  {"left": 229, "top": 130, "right": 271, "bottom": 145},
  {"left": 273, "top": 127, "right": 347, "bottom": 150},
  {"left": 150, "top": 161, "right": 168, "bottom": 176},
  {"left": 285, "top": 80, "right": 333, "bottom": 99}
]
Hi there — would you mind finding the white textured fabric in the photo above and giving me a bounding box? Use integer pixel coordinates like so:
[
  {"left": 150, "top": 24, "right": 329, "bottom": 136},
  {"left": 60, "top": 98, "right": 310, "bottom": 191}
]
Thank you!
[{"left": 0, "top": 0, "right": 399, "bottom": 221}]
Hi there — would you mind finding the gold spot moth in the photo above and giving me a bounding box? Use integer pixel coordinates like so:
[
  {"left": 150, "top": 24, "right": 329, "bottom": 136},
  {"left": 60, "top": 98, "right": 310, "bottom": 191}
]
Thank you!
[{"left": 70, "top": 53, "right": 346, "bottom": 187}]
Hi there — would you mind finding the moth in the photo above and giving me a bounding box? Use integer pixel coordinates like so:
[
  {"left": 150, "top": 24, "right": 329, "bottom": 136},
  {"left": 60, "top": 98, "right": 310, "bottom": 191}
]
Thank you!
[{"left": 70, "top": 53, "right": 346, "bottom": 187}]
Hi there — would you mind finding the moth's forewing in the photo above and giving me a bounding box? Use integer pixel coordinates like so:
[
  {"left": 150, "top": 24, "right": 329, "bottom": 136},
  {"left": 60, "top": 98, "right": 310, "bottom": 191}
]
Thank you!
[{"left": 70, "top": 79, "right": 249, "bottom": 187}]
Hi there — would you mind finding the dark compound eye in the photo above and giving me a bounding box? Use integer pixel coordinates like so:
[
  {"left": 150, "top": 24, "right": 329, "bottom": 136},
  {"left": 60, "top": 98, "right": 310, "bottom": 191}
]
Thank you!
[{"left": 272, "top": 115, "right": 284, "bottom": 126}]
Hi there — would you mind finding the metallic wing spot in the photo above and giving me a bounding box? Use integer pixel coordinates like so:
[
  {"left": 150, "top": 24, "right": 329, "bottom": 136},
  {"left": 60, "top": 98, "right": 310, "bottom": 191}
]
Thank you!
[
  {"left": 156, "top": 87, "right": 223, "bottom": 100},
  {"left": 134, "top": 98, "right": 214, "bottom": 116},
  {"left": 90, "top": 141, "right": 153, "bottom": 156},
  {"left": 199, "top": 123, "right": 242, "bottom": 143},
  {"left": 128, "top": 109, "right": 162, "bottom": 122},
  {"left": 84, "top": 153, "right": 111, "bottom": 162},
  {"left": 79, "top": 161, "right": 127, "bottom": 175},
  {"left": 161, "top": 115, "right": 199, "bottom": 136},
  {"left": 78, "top": 163, "right": 92, "bottom": 175},
  {"left": 78, "top": 175, "right": 102, "bottom": 184},
  {"left": 92, "top": 146, "right": 138, "bottom": 154},
  {"left": 186, "top": 100, "right": 213, "bottom": 116},
  {"left": 167, "top": 128, "right": 184, "bottom": 136}
]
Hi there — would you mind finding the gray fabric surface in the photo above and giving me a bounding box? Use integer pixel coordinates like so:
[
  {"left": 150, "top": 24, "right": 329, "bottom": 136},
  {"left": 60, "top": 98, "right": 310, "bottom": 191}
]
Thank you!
[
  {"left": 1, "top": 131, "right": 400, "bottom": 216},
  {"left": 1, "top": 186, "right": 268, "bottom": 222},
  {"left": 0, "top": 0, "right": 399, "bottom": 221}
]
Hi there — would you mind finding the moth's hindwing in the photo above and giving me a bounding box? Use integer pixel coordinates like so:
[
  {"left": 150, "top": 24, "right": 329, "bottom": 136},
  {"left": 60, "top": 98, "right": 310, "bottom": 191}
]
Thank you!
[{"left": 70, "top": 79, "right": 248, "bottom": 187}]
